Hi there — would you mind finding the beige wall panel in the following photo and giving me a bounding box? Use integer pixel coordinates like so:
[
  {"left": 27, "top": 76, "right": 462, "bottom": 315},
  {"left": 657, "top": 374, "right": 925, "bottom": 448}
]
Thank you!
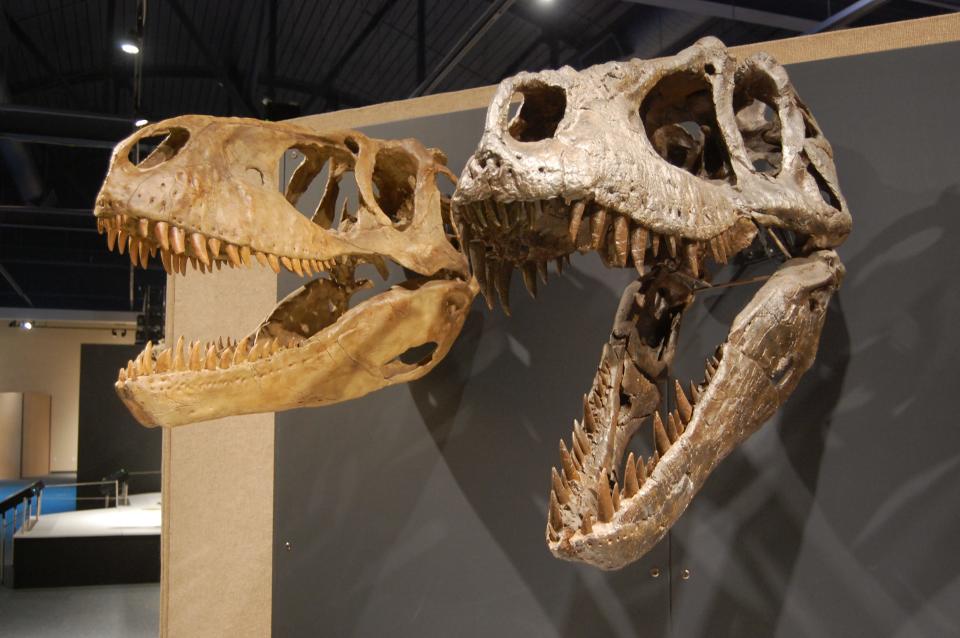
[
  {"left": 0, "top": 327, "right": 132, "bottom": 472},
  {"left": 160, "top": 266, "right": 277, "bottom": 638},
  {"left": 0, "top": 393, "right": 23, "bottom": 479},
  {"left": 20, "top": 392, "right": 51, "bottom": 478}
]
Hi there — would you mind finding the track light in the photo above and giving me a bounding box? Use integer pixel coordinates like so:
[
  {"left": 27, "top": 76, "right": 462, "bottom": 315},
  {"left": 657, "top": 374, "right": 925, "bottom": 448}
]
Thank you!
[
  {"left": 135, "top": 118, "right": 148, "bottom": 127},
  {"left": 120, "top": 38, "right": 140, "bottom": 55},
  {"left": 8, "top": 320, "right": 33, "bottom": 330}
]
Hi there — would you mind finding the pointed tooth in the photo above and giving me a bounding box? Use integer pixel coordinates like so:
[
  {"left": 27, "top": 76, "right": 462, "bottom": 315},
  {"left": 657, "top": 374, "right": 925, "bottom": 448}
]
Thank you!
[
  {"left": 559, "top": 440, "right": 579, "bottom": 481},
  {"left": 637, "top": 454, "right": 647, "bottom": 484},
  {"left": 301, "top": 259, "right": 313, "bottom": 276},
  {"left": 675, "top": 379, "right": 693, "bottom": 423},
  {"left": 126, "top": 361, "right": 136, "bottom": 380},
  {"left": 189, "top": 256, "right": 199, "bottom": 271},
  {"left": 568, "top": 200, "right": 586, "bottom": 242},
  {"left": 138, "top": 239, "right": 149, "bottom": 268},
  {"left": 709, "top": 236, "right": 722, "bottom": 263},
  {"left": 204, "top": 345, "right": 218, "bottom": 370},
  {"left": 536, "top": 260, "right": 548, "bottom": 284},
  {"left": 574, "top": 420, "right": 591, "bottom": 452},
  {"left": 170, "top": 226, "right": 185, "bottom": 254},
  {"left": 270, "top": 338, "right": 281, "bottom": 355},
  {"left": 156, "top": 348, "right": 171, "bottom": 373},
  {"left": 647, "top": 451, "right": 659, "bottom": 476},
  {"left": 624, "top": 452, "right": 639, "bottom": 497},
  {"left": 267, "top": 253, "right": 281, "bottom": 274},
  {"left": 117, "top": 230, "right": 128, "bottom": 255},
  {"left": 204, "top": 237, "right": 220, "bottom": 258},
  {"left": 666, "top": 412, "right": 680, "bottom": 443},
  {"left": 521, "top": 262, "right": 537, "bottom": 299},
  {"left": 672, "top": 409, "right": 685, "bottom": 436},
  {"left": 667, "top": 234, "right": 678, "bottom": 258},
  {"left": 160, "top": 249, "right": 173, "bottom": 275},
  {"left": 280, "top": 255, "right": 295, "bottom": 273},
  {"left": 610, "top": 479, "right": 620, "bottom": 510},
  {"left": 582, "top": 395, "right": 597, "bottom": 433},
  {"left": 555, "top": 257, "right": 565, "bottom": 274},
  {"left": 481, "top": 258, "right": 496, "bottom": 310},
  {"left": 580, "top": 513, "right": 593, "bottom": 535},
  {"left": 138, "top": 217, "right": 150, "bottom": 238},
  {"left": 118, "top": 366, "right": 127, "bottom": 382},
  {"left": 494, "top": 262, "right": 512, "bottom": 316},
  {"left": 590, "top": 207, "right": 608, "bottom": 251},
  {"left": 551, "top": 468, "right": 569, "bottom": 505},
  {"left": 653, "top": 412, "right": 671, "bottom": 456},
  {"left": 596, "top": 469, "right": 614, "bottom": 523},
  {"left": 548, "top": 490, "right": 563, "bottom": 532},
  {"left": 571, "top": 434, "right": 585, "bottom": 465},
  {"left": 224, "top": 244, "right": 242, "bottom": 267},
  {"left": 651, "top": 233, "right": 660, "bottom": 257},
  {"left": 142, "top": 341, "right": 154, "bottom": 374},
  {"left": 96, "top": 218, "right": 106, "bottom": 234},
  {"left": 179, "top": 253, "right": 189, "bottom": 276},
  {"left": 686, "top": 242, "right": 699, "bottom": 278},
  {"left": 189, "top": 341, "right": 202, "bottom": 371},
  {"left": 173, "top": 336, "right": 186, "bottom": 370},
  {"left": 148, "top": 221, "right": 167, "bottom": 250},
  {"left": 216, "top": 348, "right": 230, "bottom": 369},
  {"left": 106, "top": 229, "right": 118, "bottom": 252},
  {"left": 129, "top": 237, "right": 142, "bottom": 266},
  {"left": 713, "top": 236, "right": 728, "bottom": 263},
  {"left": 234, "top": 336, "right": 249, "bottom": 364},
  {"left": 612, "top": 216, "right": 629, "bottom": 267},
  {"left": 254, "top": 251, "right": 268, "bottom": 268},
  {"left": 239, "top": 245, "right": 252, "bottom": 267},
  {"left": 468, "top": 242, "right": 486, "bottom": 283},
  {"left": 705, "top": 358, "right": 716, "bottom": 382},
  {"left": 189, "top": 233, "right": 209, "bottom": 266},
  {"left": 631, "top": 225, "right": 648, "bottom": 273}
]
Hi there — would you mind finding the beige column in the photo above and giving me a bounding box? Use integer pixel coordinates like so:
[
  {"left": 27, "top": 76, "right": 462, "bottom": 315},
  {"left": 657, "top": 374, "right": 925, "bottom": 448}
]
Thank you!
[{"left": 160, "top": 267, "right": 276, "bottom": 637}]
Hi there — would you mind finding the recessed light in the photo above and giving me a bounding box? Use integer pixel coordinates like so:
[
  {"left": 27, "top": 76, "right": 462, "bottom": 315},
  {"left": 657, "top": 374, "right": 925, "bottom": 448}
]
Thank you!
[
  {"left": 135, "top": 118, "right": 148, "bottom": 127},
  {"left": 120, "top": 41, "right": 140, "bottom": 55},
  {"left": 21, "top": 321, "right": 33, "bottom": 330}
]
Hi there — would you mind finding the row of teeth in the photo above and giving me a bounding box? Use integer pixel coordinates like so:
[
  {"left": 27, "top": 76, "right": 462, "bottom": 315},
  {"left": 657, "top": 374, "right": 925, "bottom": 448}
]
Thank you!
[
  {"left": 96, "top": 214, "right": 337, "bottom": 277},
  {"left": 459, "top": 198, "right": 747, "bottom": 313},
  {"left": 117, "top": 334, "right": 304, "bottom": 382},
  {"left": 547, "top": 352, "right": 723, "bottom": 540}
]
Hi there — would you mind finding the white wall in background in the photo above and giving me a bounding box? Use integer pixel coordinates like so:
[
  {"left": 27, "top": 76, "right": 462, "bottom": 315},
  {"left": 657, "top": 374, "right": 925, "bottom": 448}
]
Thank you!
[{"left": 0, "top": 327, "right": 133, "bottom": 472}]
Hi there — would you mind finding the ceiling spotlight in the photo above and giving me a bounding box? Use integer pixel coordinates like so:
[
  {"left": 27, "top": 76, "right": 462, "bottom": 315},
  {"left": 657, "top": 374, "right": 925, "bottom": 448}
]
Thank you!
[
  {"left": 134, "top": 118, "right": 148, "bottom": 127},
  {"left": 120, "top": 40, "right": 140, "bottom": 55},
  {"left": 22, "top": 320, "right": 33, "bottom": 330}
]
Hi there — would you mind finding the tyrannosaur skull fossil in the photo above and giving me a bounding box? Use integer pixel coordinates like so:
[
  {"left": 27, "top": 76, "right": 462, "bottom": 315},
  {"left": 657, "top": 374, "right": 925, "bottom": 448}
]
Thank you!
[
  {"left": 452, "top": 37, "right": 851, "bottom": 570},
  {"left": 95, "top": 115, "right": 476, "bottom": 427}
]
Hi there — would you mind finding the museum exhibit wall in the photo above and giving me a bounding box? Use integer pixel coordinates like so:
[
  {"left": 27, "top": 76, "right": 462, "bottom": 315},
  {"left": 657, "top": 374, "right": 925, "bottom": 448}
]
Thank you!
[
  {"left": 77, "top": 344, "right": 161, "bottom": 494},
  {"left": 0, "top": 325, "right": 134, "bottom": 472},
  {"left": 270, "top": 35, "right": 960, "bottom": 638}
]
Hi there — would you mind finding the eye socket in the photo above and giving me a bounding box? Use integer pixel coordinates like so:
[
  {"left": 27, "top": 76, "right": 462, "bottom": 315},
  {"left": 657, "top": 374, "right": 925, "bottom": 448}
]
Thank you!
[
  {"left": 733, "top": 69, "right": 782, "bottom": 176},
  {"left": 129, "top": 127, "right": 190, "bottom": 168},
  {"left": 640, "top": 70, "right": 735, "bottom": 185},
  {"left": 371, "top": 147, "right": 418, "bottom": 226},
  {"left": 508, "top": 82, "right": 567, "bottom": 142}
]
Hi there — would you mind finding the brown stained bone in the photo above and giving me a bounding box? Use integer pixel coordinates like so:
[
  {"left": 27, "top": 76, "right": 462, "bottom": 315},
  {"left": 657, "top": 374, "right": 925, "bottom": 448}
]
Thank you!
[
  {"left": 97, "top": 116, "right": 477, "bottom": 427},
  {"left": 451, "top": 38, "right": 851, "bottom": 569}
]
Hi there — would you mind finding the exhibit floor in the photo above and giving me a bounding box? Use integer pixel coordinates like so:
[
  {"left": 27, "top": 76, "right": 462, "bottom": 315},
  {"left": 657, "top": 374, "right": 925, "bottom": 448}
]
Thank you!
[{"left": 0, "top": 582, "right": 159, "bottom": 637}]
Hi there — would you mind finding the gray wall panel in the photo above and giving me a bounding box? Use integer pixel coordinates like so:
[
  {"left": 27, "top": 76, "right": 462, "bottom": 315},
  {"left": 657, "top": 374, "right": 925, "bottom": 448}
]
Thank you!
[{"left": 275, "top": 42, "right": 960, "bottom": 637}]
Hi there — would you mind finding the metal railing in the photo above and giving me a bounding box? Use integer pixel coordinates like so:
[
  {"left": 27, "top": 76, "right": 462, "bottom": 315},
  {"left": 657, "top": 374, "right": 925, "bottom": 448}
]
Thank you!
[{"left": 0, "top": 481, "right": 44, "bottom": 584}]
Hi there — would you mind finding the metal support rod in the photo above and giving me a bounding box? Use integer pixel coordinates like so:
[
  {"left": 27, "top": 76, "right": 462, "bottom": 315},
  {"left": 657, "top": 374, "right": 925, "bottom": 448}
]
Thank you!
[
  {"left": 416, "top": 0, "right": 426, "bottom": 83},
  {"left": 0, "top": 263, "right": 33, "bottom": 307},
  {"left": 410, "top": 0, "right": 516, "bottom": 98},
  {"left": 806, "top": 0, "right": 890, "bottom": 33}
]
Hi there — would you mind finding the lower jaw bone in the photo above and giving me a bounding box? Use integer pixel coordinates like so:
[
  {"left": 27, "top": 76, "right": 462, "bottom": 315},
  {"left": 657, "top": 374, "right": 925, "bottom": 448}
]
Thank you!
[{"left": 548, "top": 250, "right": 845, "bottom": 570}]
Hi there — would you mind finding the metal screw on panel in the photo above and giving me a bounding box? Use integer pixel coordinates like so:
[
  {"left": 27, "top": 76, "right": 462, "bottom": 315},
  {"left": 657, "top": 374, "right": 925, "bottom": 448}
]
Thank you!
[
  {"left": 284, "top": 541, "right": 292, "bottom": 551},
  {"left": 681, "top": 568, "right": 691, "bottom": 580},
  {"left": 649, "top": 567, "right": 660, "bottom": 578}
]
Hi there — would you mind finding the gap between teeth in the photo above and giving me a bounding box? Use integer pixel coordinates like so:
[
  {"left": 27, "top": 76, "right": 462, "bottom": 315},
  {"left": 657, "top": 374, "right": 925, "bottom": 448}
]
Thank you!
[{"left": 95, "top": 212, "right": 336, "bottom": 277}]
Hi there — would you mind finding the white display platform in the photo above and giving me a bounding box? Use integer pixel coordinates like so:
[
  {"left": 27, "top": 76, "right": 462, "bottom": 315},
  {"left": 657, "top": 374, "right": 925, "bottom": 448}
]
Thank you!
[{"left": 16, "top": 492, "right": 161, "bottom": 539}]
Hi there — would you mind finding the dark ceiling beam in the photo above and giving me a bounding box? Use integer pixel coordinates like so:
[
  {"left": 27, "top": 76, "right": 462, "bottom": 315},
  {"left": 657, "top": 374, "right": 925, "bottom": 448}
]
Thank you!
[
  {"left": 2, "top": 7, "right": 90, "bottom": 109},
  {"left": 163, "top": 0, "right": 260, "bottom": 116},
  {"left": 245, "top": 1, "right": 271, "bottom": 110},
  {"left": 0, "top": 205, "right": 93, "bottom": 217},
  {"left": 909, "top": 0, "right": 960, "bottom": 9},
  {"left": 0, "top": 104, "right": 137, "bottom": 148},
  {"left": 807, "top": 0, "right": 890, "bottom": 33},
  {"left": 503, "top": 36, "right": 546, "bottom": 76},
  {"left": 0, "top": 263, "right": 33, "bottom": 307},
  {"left": 303, "top": 0, "right": 401, "bottom": 113},
  {"left": 619, "top": 0, "right": 817, "bottom": 32},
  {"left": 410, "top": 0, "right": 516, "bottom": 97},
  {"left": 417, "top": 0, "right": 426, "bottom": 83}
]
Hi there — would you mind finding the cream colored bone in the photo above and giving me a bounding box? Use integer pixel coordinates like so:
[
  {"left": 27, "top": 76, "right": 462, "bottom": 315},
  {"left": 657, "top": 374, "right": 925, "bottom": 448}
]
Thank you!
[
  {"left": 95, "top": 116, "right": 477, "bottom": 427},
  {"left": 452, "top": 37, "right": 851, "bottom": 569}
]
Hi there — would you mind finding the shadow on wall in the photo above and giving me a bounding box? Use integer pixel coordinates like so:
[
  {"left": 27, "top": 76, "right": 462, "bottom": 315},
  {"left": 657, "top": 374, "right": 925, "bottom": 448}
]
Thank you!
[
  {"left": 670, "top": 159, "right": 960, "bottom": 637},
  {"left": 406, "top": 262, "right": 670, "bottom": 637}
]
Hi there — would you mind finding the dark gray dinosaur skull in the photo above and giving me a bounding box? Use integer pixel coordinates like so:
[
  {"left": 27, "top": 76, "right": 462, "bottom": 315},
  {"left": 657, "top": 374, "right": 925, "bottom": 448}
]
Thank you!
[{"left": 452, "top": 37, "right": 850, "bottom": 569}]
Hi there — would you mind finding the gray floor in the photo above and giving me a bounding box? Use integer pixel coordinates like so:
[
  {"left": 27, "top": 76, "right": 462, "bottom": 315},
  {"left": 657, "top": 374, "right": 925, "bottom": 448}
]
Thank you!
[{"left": 0, "top": 583, "right": 159, "bottom": 637}]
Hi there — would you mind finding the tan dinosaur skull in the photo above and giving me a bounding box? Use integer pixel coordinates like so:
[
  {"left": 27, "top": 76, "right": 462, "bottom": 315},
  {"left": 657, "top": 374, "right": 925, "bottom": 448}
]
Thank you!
[
  {"left": 452, "top": 37, "right": 850, "bottom": 569},
  {"left": 95, "top": 115, "right": 477, "bottom": 427}
]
